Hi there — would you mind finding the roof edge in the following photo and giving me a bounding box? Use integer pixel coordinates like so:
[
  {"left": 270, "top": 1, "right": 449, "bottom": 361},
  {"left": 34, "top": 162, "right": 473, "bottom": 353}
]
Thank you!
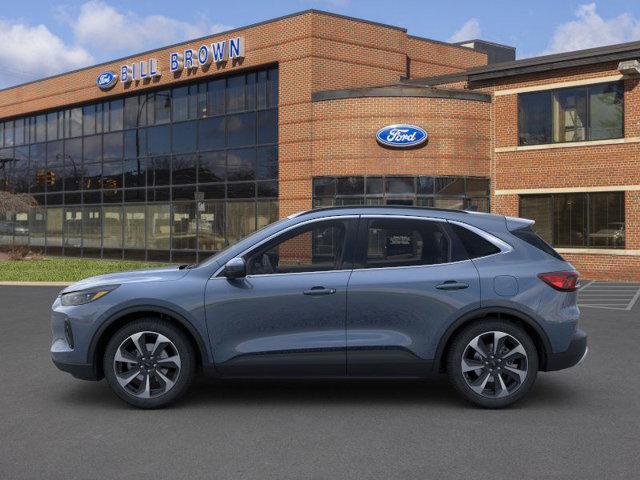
[{"left": 312, "top": 85, "right": 490, "bottom": 102}]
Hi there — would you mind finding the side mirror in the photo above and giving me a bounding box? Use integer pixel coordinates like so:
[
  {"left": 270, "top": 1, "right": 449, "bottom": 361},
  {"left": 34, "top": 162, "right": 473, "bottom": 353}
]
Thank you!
[{"left": 223, "top": 257, "right": 246, "bottom": 279}]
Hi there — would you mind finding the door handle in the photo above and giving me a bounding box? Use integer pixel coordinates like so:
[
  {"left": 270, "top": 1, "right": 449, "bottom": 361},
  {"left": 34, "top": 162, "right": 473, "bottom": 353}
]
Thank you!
[
  {"left": 435, "top": 281, "right": 469, "bottom": 291},
  {"left": 303, "top": 286, "right": 337, "bottom": 296}
]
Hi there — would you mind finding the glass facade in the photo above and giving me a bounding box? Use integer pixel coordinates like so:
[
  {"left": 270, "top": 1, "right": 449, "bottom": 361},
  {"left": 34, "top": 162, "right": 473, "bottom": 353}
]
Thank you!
[
  {"left": 518, "top": 82, "right": 624, "bottom": 146},
  {"left": 0, "top": 66, "right": 278, "bottom": 262},
  {"left": 313, "top": 176, "right": 490, "bottom": 212},
  {"left": 520, "top": 192, "right": 625, "bottom": 249}
]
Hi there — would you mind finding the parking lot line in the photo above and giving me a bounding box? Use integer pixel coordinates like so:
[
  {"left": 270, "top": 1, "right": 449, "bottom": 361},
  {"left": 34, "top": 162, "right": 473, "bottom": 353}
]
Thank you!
[{"left": 578, "top": 281, "right": 640, "bottom": 311}]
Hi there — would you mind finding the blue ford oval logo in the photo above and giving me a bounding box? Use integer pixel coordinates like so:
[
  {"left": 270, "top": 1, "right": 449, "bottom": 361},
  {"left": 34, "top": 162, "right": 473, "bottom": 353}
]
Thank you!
[
  {"left": 376, "top": 124, "right": 428, "bottom": 148},
  {"left": 96, "top": 71, "right": 118, "bottom": 90}
]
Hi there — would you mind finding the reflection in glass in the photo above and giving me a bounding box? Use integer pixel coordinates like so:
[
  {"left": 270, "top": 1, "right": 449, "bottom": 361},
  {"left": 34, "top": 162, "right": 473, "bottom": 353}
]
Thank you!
[
  {"left": 124, "top": 205, "right": 145, "bottom": 249},
  {"left": 172, "top": 202, "right": 196, "bottom": 250}
]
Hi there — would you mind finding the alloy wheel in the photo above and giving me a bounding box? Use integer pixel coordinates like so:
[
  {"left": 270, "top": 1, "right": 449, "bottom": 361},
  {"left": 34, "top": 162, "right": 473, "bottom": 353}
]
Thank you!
[
  {"left": 461, "top": 331, "right": 529, "bottom": 398},
  {"left": 113, "top": 331, "right": 182, "bottom": 399}
]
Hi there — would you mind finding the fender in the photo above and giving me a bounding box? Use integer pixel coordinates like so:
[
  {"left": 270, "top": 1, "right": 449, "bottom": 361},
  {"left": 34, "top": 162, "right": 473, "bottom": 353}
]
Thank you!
[
  {"left": 87, "top": 304, "right": 212, "bottom": 370},
  {"left": 432, "top": 306, "right": 553, "bottom": 371}
]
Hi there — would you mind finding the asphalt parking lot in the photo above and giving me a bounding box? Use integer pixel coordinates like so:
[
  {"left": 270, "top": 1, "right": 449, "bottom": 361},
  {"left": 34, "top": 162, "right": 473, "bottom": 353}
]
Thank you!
[{"left": 1, "top": 285, "right": 639, "bottom": 480}]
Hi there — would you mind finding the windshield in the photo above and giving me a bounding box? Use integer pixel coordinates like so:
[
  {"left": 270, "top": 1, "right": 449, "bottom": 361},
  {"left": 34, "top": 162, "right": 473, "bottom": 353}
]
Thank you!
[{"left": 196, "top": 216, "right": 291, "bottom": 267}]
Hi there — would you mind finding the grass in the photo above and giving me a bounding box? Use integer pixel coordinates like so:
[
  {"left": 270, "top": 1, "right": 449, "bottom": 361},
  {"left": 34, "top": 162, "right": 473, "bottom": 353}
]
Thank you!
[{"left": 0, "top": 257, "right": 171, "bottom": 282}]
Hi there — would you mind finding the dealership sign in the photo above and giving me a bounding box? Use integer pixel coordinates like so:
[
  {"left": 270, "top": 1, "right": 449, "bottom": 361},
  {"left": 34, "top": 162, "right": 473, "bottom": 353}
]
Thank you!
[
  {"left": 96, "top": 71, "right": 118, "bottom": 90},
  {"left": 376, "top": 124, "right": 428, "bottom": 148},
  {"left": 98, "top": 36, "right": 246, "bottom": 90}
]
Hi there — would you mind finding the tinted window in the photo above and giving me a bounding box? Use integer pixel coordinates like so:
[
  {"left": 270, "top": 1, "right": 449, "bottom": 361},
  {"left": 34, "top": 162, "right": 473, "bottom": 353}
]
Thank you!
[
  {"left": 364, "top": 218, "right": 451, "bottom": 268},
  {"left": 450, "top": 224, "right": 500, "bottom": 258},
  {"left": 247, "top": 221, "right": 347, "bottom": 275},
  {"left": 512, "top": 226, "right": 564, "bottom": 261}
]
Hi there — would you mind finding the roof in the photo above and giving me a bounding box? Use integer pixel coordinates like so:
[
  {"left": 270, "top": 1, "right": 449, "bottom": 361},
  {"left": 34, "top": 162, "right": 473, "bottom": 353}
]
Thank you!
[
  {"left": 466, "top": 39, "right": 640, "bottom": 81},
  {"left": 312, "top": 84, "right": 491, "bottom": 102}
]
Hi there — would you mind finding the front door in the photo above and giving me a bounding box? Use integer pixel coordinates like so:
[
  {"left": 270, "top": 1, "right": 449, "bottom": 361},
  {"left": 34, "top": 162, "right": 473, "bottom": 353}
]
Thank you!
[
  {"left": 205, "top": 217, "right": 357, "bottom": 377},
  {"left": 346, "top": 216, "right": 481, "bottom": 377}
]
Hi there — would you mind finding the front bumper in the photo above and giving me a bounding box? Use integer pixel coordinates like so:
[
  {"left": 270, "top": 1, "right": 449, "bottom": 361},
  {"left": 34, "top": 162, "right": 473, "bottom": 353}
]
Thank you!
[{"left": 544, "top": 328, "right": 588, "bottom": 371}]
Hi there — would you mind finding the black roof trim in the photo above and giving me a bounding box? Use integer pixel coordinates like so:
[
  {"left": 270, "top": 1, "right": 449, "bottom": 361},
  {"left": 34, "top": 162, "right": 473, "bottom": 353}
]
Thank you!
[
  {"left": 401, "top": 72, "right": 469, "bottom": 86},
  {"left": 0, "top": 9, "right": 406, "bottom": 94},
  {"left": 467, "top": 40, "right": 640, "bottom": 81},
  {"left": 299, "top": 205, "right": 471, "bottom": 216},
  {"left": 312, "top": 85, "right": 490, "bottom": 102}
]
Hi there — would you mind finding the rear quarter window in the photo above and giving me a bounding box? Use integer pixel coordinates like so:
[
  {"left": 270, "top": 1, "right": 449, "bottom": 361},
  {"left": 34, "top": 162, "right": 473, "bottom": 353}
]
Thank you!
[
  {"left": 511, "top": 226, "right": 565, "bottom": 260},
  {"left": 450, "top": 224, "right": 501, "bottom": 259}
]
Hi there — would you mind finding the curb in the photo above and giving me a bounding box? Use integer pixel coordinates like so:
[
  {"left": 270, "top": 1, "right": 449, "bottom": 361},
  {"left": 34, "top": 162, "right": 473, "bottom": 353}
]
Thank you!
[{"left": 0, "top": 281, "right": 72, "bottom": 287}]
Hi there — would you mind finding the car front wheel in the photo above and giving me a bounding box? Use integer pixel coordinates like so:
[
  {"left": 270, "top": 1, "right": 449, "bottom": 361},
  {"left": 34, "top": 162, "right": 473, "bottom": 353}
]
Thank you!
[
  {"left": 103, "top": 319, "right": 195, "bottom": 409},
  {"left": 447, "top": 320, "right": 538, "bottom": 408}
]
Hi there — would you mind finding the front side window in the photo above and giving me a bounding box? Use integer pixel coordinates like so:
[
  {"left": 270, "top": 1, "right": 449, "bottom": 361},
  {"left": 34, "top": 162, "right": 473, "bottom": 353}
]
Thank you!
[
  {"left": 518, "top": 82, "right": 623, "bottom": 145},
  {"left": 246, "top": 220, "right": 348, "bottom": 275},
  {"left": 363, "top": 218, "right": 453, "bottom": 268},
  {"left": 520, "top": 192, "right": 625, "bottom": 248}
]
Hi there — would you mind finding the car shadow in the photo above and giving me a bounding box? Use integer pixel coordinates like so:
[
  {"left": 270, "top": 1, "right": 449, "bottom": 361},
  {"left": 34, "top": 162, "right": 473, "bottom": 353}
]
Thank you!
[{"left": 52, "top": 373, "right": 584, "bottom": 411}]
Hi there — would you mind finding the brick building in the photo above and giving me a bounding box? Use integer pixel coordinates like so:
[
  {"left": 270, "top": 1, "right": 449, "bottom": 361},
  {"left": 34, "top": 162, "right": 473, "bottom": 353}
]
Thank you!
[{"left": 0, "top": 10, "right": 637, "bottom": 280}]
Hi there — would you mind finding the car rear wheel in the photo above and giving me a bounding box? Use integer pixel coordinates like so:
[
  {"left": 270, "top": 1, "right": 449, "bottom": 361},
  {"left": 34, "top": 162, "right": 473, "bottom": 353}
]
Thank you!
[
  {"left": 446, "top": 320, "right": 538, "bottom": 408},
  {"left": 103, "top": 319, "right": 195, "bottom": 409}
]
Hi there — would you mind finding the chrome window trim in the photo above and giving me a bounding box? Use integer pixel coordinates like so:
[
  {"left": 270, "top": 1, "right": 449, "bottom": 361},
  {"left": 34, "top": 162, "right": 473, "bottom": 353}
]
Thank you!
[{"left": 212, "top": 215, "right": 359, "bottom": 277}]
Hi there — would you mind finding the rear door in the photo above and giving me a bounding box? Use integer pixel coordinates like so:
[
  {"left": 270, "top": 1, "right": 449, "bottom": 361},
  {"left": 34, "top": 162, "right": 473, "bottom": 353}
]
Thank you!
[{"left": 346, "top": 215, "right": 481, "bottom": 377}]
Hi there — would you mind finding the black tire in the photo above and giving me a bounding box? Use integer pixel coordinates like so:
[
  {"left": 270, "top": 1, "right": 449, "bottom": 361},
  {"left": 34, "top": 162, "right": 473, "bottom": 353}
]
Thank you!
[
  {"left": 446, "top": 319, "right": 538, "bottom": 408},
  {"left": 103, "top": 318, "right": 196, "bottom": 409}
]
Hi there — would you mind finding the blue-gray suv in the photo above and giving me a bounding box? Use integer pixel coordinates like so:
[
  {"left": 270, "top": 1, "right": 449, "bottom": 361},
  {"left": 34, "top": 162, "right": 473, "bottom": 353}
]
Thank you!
[{"left": 51, "top": 207, "right": 587, "bottom": 408}]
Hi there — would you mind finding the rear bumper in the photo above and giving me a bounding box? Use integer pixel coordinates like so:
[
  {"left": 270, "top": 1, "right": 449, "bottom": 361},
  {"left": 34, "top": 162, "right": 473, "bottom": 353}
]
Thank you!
[
  {"left": 544, "top": 328, "right": 588, "bottom": 371},
  {"left": 52, "top": 359, "right": 100, "bottom": 381}
]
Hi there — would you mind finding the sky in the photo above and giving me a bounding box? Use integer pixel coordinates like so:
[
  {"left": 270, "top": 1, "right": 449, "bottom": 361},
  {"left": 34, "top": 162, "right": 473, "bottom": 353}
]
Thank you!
[{"left": 2, "top": 0, "right": 640, "bottom": 88}]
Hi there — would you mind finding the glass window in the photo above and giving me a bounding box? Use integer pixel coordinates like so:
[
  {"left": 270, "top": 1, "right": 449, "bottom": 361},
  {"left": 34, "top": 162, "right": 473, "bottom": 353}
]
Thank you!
[
  {"left": 227, "top": 201, "right": 256, "bottom": 244},
  {"left": 246, "top": 220, "right": 347, "bottom": 275},
  {"left": 590, "top": 83, "right": 623, "bottom": 141},
  {"left": 64, "top": 207, "right": 82, "bottom": 249},
  {"left": 257, "top": 109, "right": 277, "bottom": 144},
  {"left": 124, "top": 205, "right": 145, "bottom": 249},
  {"left": 35, "top": 115, "right": 46, "bottom": 143},
  {"left": 256, "top": 146, "right": 277, "bottom": 180},
  {"left": 364, "top": 218, "right": 452, "bottom": 268},
  {"left": 83, "top": 105, "right": 96, "bottom": 135},
  {"left": 82, "top": 206, "right": 102, "bottom": 249},
  {"left": 553, "top": 87, "right": 588, "bottom": 143},
  {"left": 83, "top": 135, "right": 102, "bottom": 163},
  {"left": 227, "top": 112, "right": 256, "bottom": 147},
  {"left": 109, "top": 100, "right": 124, "bottom": 131},
  {"left": 435, "top": 177, "right": 464, "bottom": 196},
  {"left": 102, "top": 160, "right": 123, "bottom": 190},
  {"left": 47, "top": 113, "right": 58, "bottom": 141},
  {"left": 124, "top": 96, "right": 139, "bottom": 129},
  {"left": 83, "top": 161, "right": 101, "bottom": 190},
  {"left": 172, "top": 202, "right": 196, "bottom": 250},
  {"left": 172, "top": 154, "right": 197, "bottom": 185},
  {"left": 96, "top": 103, "right": 105, "bottom": 133},
  {"left": 172, "top": 86, "right": 189, "bottom": 122},
  {"left": 386, "top": 177, "right": 414, "bottom": 195},
  {"left": 257, "top": 199, "right": 278, "bottom": 228},
  {"left": 198, "top": 117, "right": 225, "bottom": 150},
  {"left": 4, "top": 121, "right": 14, "bottom": 146},
  {"left": 520, "top": 192, "right": 625, "bottom": 249},
  {"left": 103, "top": 206, "right": 123, "bottom": 250},
  {"left": 29, "top": 208, "right": 46, "bottom": 247},
  {"left": 147, "top": 204, "right": 170, "bottom": 251},
  {"left": 227, "top": 148, "right": 255, "bottom": 181},
  {"left": 46, "top": 207, "right": 63, "bottom": 247},
  {"left": 150, "top": 156, "right": 171, "bottom": 186},
  {"left": 198, "top": 200, "right": 225, "bottom": 251},
  {"left": 147, "top": 125, "right": 171, "bottom": 155},
  {"left": 154, "top": 91, "right": 171, "bottom": 124},
  {"left": 198, "top": 151, "right": 226, "bottom": 183},
  {"left": 268, "top": 68, "right": 278, "bottom": 108},
  {"left": 69, "top": 108, "right": 83, "bottom": 138},
  {"left": 337, "top": 177, "right": 364, "bottom": 196},
  {"left": 226, "top": 75, "right": 245, "bottom": 113},
  {"left": 103, "top": 132, "right": 123, "bottom": 160},
  {"left": 172, "top": 121, "right": 197, "bottom": 153},
  {"left": 123, "top": 158, "right": 147, "bottom": 188},
  {"left": 519, "top": 82, "right": 623, "bottom": 145},
  {"left": 124, "top": 128, "right": 146, "bottom": 158},
  {"left": 207, "top": 79, "right": 225, "bottom": 116},
  {"left": 257, "top": 70, "right": 268, "bottom": 110}
]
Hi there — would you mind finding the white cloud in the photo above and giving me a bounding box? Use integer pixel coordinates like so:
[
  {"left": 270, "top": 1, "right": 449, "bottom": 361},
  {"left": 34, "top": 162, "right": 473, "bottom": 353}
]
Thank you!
[
  {"left": 70, "top": 1, "right": 232, "bottom": 55},
  {"left": 0, "top": 20, "right": 93, "bottom": 88},
  {"left": 542, "top": 3, "right": 640, "bottom": 54},
  {"left": 448, "top": 18, "right": 481, "bottom": 43}
]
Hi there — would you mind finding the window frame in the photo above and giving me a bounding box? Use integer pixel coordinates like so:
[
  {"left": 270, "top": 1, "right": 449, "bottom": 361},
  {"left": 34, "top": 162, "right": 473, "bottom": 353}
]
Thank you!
[
  {"left": 519, "top": 192, "right": 626, "bottom": 249},
  {"left": 518, "top": 81, "right": 624, "bottom": 146},
  {"left": 242, "top": 217, "right": 357, "bottom": 276},
  {"left": 353, "top": 215, "right": 467, "bottom": 270}
]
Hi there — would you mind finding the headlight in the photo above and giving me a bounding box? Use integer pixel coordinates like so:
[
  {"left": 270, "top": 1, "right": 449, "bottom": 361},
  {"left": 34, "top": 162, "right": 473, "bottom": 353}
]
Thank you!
[{"left": 60, "top": 285, "right": 119, "bottom": 306}]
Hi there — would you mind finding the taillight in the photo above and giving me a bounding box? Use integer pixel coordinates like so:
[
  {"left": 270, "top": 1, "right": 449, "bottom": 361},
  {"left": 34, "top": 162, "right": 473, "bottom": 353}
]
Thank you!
[{"left": 538, "top": 271, "right": 579, "bottom": 292}]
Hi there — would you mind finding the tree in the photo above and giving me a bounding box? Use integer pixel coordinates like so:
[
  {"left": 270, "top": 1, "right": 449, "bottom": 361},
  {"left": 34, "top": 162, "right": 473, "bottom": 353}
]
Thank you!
[{"left": 0, "top": 191, "right": 37, "bottom": 215}]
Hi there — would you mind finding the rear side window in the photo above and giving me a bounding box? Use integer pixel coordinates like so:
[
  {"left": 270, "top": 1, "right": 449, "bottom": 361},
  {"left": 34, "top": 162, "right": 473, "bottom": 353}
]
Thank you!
[
  {"left": 363, "top": 218, "right": 452, "bottom": 268},
  {"left": 450, "top": 224, "right": 500, "bottom": 259},
  {"left": 511, "top": 226, "right": 565, "bottom": 260}
]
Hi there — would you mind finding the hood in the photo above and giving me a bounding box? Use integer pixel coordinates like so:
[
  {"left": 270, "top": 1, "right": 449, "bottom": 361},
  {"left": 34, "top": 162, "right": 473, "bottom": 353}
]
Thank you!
[{"left": 61, "top": 266, "right": 190, "bottom": 294}]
